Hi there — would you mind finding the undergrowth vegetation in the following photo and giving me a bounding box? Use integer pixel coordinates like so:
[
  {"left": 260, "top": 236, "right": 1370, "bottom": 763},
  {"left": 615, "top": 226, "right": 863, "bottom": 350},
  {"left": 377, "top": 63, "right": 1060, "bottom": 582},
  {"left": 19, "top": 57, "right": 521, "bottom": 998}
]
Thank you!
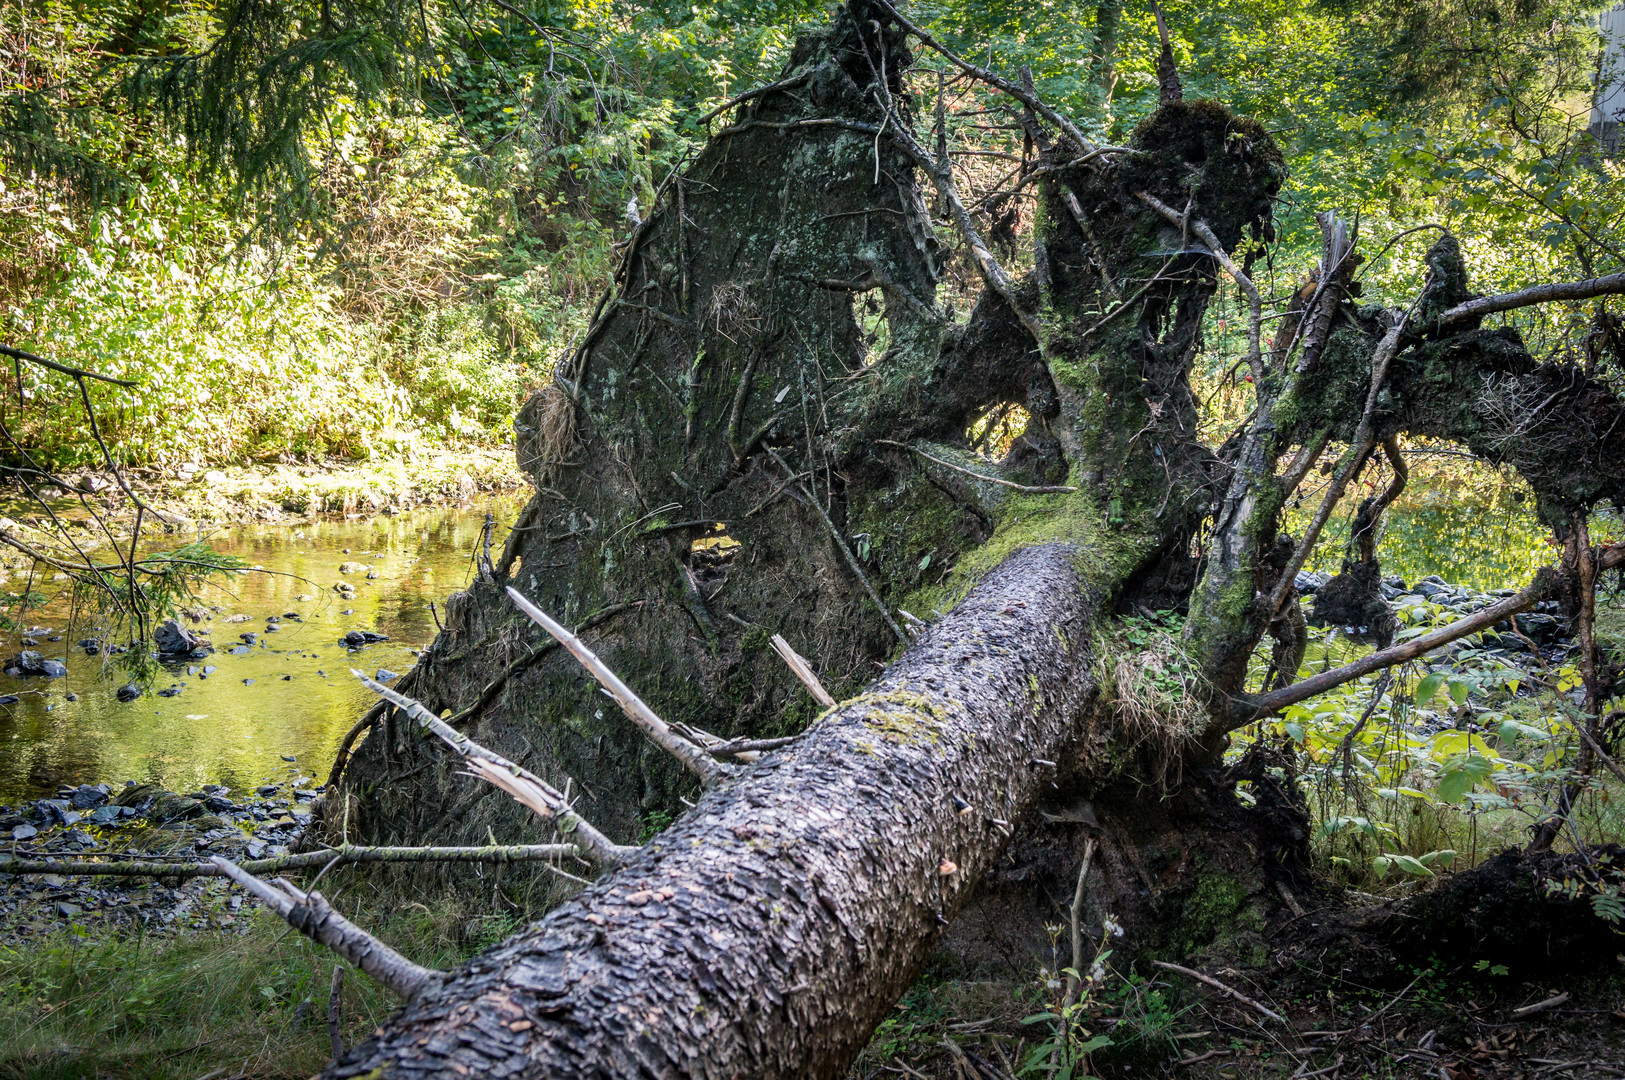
[{"left": 0, "top": 891, "right": 524, "bottom": 1080}]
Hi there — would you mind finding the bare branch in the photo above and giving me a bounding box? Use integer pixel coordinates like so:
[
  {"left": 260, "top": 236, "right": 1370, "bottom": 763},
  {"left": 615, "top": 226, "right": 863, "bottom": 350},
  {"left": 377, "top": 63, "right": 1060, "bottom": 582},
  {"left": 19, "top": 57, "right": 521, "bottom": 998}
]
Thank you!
[
  {"left": 504, "top": 587, "right": 733, "bottom": 784},
  {"left": 1231, "top": 569, "right": 1555, "bottom": 724},
  {"left": 210, "top": 856, "right": 443, "bottom": 1000},
  {"left": 0, "top": 343, "right": 136, "bottom": 387},
  {"left": 770, "top": 633, "right": 837, "bottom": 707},
  {"left": 1137, "top": 192, "right": 1262, "bottom": 381},
  {"left": 1437, "top": 270, "right": 1625, "bottom": 329},
  {"left": 0, "top": 842, "right": 585, "bottom": 880},
  {"left": 353, "top": 672, "right": 634, "bottom": 869}
]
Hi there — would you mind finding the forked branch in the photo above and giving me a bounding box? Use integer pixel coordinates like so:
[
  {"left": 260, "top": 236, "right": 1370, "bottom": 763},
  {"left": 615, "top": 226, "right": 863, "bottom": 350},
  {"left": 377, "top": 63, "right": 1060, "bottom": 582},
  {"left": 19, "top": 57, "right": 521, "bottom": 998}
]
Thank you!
[{"left": 353, "top": 672, "right": 634, "bottom": 868}]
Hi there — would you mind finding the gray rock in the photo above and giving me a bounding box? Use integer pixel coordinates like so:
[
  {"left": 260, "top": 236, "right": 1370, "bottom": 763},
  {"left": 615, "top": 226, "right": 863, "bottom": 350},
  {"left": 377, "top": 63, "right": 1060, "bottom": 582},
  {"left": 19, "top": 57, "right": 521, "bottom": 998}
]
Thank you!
[
  {"left": 11, "top": 823, "right": 35, "bottom": 840},
  {"left": 56, "top": 901, "right": 81, "bottom": 918},
  {"left": 116, "top": 683, "right": 141, "bottom": 702},
  {"left": 68, "top": 784, "right": 108, "bottom": 810},
  {"left": 39, "top": 659, "right": 66, "bottom": 678},
  {"left": 375, "top": 668, "right": 399, "bottom": 681},
  {"left": 1293, "top": 570, "right": 1327, "bottom": 595},
  {"left": 342, "top": 630, "right": 388, "bottom": 648},
  {"left": 154, "top": 618, "right": 203, "bottom": 656},
  {"left": 0, "top": 695, "right": 17, "bottom": 705}
]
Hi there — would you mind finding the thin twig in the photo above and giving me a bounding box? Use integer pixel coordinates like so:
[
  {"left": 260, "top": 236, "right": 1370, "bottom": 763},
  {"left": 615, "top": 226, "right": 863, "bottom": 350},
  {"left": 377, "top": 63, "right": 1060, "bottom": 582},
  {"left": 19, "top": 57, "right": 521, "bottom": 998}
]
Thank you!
[
  {"left": 1153, "top": 961, "right": 1284, "bottom": 1023},
  {"left": 876, "top": 440, "right": 1077, "bottom": 493}
]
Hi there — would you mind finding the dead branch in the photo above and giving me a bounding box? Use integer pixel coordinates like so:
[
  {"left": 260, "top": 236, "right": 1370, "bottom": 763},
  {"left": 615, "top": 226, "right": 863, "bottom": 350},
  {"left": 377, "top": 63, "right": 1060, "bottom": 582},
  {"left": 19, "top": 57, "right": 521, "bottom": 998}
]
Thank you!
[
  {"left": 505, "top": 587, "right": 733, "bottom": 784},
  {"left": 771, "top": 633, "right": 838, "bottom": 707},
  {"left": 353, "top": 672, "right": 634, "bottom": 869},
  {"left": 1136, "top": 192, "right": 1262, "bottom": 381},
  {"left": 0, "top": 343, "right": 137, "bottom": 387},
  {"left": 210, "top": 856, "right": 443, "bottom": 1000},
  {"left": 0, "top": 842, "right": 585, "bottom": 880},
  {"left": 1233, "top": 568, "right": 1555, "bottom": 724},
  {"left": 1437, "top": 270, "right": 1625, "bottom": 329}
]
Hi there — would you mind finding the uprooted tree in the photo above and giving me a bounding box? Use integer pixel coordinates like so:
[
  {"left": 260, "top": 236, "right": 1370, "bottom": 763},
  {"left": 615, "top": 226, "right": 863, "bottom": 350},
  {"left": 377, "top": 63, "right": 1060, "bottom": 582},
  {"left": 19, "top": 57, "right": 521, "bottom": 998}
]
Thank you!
[{"left": 285, "top": 2, "right": 1625, "bottom": 1075}]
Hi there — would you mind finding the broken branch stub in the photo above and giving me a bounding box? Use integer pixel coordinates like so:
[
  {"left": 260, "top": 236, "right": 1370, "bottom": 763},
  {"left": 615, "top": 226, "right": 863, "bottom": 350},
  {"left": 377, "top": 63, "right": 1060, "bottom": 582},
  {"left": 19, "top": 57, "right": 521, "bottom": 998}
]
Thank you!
[
  {"left": 770, "top": 633, "right": 837, "bottom": 707},
  {"left": 505, "top": 586, "right": 732, "bottom": 784}
]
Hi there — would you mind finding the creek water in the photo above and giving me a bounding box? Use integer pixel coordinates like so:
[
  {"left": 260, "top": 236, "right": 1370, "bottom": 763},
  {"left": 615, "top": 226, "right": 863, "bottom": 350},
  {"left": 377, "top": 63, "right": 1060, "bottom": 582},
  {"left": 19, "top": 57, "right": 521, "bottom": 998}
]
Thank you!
[{"left": 0, "top": 499, "right": 522, "bottom": 804}]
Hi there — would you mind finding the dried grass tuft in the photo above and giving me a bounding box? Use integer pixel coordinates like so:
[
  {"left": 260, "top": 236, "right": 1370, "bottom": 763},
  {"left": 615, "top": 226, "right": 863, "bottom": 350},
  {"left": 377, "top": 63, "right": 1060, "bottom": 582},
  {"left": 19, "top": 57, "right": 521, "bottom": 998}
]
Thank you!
[
  {"left": 530, "top": 380, "right": 578, "bottom": 483},
  {"left": 1098, "top": 616, "right": 1209, "bottom": 790}
]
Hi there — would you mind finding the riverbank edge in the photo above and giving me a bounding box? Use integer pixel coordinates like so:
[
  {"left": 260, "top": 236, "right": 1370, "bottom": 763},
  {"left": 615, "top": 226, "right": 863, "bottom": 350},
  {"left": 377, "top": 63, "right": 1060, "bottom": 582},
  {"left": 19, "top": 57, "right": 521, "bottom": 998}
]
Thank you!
[{"left": 0, "top": 444, "right": 529, "bottom": 530}]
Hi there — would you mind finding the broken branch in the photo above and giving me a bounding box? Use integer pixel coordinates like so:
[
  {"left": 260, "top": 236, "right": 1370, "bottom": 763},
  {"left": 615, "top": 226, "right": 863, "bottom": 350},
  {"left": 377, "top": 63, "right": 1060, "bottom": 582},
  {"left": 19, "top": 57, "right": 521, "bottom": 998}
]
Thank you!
[
  {"left": 505, "top": 586, "right": 732, "bottom": 784},
  {"left": 352, "top": 671, "right": 634, "bottom": 869},
  {"left": 770, "top": 633, "right": 837, "bottom": 707},
  {"left": 209, "top": 856, "right": 443, "bottom": 1000}
]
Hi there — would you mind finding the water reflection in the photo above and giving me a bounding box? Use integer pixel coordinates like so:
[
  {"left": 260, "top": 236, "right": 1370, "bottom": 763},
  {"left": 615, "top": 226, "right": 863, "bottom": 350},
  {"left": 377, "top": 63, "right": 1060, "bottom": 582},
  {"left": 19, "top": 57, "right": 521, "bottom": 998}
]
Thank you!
[{"left": 0, "top": 498, "right": 523, "bottom": 802}]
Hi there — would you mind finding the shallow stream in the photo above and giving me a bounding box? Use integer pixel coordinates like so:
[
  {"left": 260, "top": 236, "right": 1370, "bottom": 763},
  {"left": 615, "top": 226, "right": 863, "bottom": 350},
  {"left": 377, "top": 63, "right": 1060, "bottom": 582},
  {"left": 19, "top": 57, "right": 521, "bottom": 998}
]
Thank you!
[{"left": 0, "top": 499, "right": 521, "bottom": 803}]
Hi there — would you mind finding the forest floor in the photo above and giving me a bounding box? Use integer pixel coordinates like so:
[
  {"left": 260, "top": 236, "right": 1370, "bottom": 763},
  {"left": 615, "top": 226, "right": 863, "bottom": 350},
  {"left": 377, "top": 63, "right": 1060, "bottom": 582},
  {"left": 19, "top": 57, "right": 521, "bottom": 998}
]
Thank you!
[
  {"left": 853, "top": 946, "right": 1625, "bottom": 1079},
  {"left": 0, "top": 444, "right": 527, "bottom": 530}
]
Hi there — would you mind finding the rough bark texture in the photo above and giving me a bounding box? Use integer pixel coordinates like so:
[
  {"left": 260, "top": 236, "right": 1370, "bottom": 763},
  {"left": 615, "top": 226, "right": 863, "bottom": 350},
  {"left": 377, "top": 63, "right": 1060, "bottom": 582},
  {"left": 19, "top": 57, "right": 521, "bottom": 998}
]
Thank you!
[{"left": 326, "top": 544, "right": 1111, "bottom": 1078}]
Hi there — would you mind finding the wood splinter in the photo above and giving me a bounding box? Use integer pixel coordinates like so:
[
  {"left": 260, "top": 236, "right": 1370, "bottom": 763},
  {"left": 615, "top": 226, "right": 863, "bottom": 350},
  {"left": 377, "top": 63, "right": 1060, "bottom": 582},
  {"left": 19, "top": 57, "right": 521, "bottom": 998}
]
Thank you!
[
  {"left": 352, "top": 671, "right": 634, "bottom": 869},
  {"left": 506, "top": 586, "right": 734, "bottom": 784},
  {"left": 770, "top": 633, "right": 837, "bottom": 707},
  {"left": 209, "top": 856, "right": 443, "bottom": 1001}
]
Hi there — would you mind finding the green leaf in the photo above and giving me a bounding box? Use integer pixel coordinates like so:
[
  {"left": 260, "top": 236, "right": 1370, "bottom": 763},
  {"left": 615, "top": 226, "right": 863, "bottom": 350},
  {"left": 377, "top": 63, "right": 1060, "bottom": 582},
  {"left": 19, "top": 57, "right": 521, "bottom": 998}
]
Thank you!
[
  {"left": 1447, "top": 678, "right": 1471, "bottom": 706},
  {"left": 1386, "top": 854, "right": 1435, "bottom": 877},
  {"left": 1415, "top": 672, "right": 1447, "bottom": 706},
  {"left": 1283, "top": 721, "right": 1305, "bottom": 745}
]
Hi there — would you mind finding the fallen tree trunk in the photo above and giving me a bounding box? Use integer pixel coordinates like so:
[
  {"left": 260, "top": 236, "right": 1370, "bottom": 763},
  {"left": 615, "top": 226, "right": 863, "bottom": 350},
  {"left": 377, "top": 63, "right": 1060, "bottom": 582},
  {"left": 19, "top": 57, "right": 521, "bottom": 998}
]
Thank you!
[{"left": 326, "top": 543, "right": 1109, "bottom": 1077}]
